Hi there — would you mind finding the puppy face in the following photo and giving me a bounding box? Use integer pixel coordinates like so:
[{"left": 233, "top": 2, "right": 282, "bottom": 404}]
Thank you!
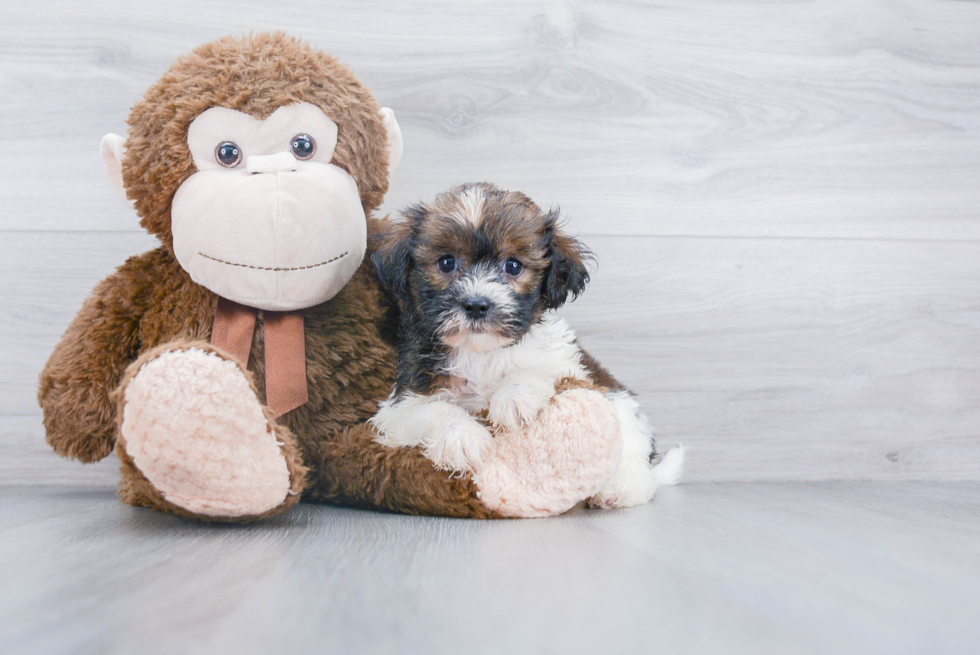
[{"left": 372, "top": 183, "right": 591, "bottom": 353}]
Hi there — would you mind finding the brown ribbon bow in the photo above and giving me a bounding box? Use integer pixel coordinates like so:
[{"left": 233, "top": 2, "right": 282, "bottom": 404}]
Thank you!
[{"left": 211, "top": 297, "right": 309, "bottom": 418}]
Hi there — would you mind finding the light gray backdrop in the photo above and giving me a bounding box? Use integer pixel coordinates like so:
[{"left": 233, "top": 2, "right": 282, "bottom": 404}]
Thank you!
[{"left": 2, "top": 0, "right": 979, "bottom": 484}]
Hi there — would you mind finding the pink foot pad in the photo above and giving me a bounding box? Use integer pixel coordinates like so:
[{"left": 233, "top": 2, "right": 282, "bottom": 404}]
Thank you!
[
  {"left": 474, "top": 388, "right": 623, "bottom": 518},
  {"left": 120, "top": 347, "right": 291, "bottom": 517}
]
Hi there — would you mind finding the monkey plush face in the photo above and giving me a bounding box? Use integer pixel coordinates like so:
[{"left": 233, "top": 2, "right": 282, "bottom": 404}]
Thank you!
[
  {"left": 171, "top": 102, "right": 366, "bottom": 310},
  {"left": 99, "top": 33, "right": 403, "bottom": 311}
]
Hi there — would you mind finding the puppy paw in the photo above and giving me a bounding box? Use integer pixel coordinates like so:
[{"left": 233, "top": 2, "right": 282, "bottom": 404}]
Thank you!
[
  {"left": 423, "top": 417, "right": 493, "bottom": 474},
  {"left": 588, "top": 468, "right": 657, "bottom": 509},
  {"left": 487, "top": 383, "right": 550, "bottom": 429},
  {"left": 588, "top": 481, "right": 646, "bottom": 509},
  {"left": 589, "top": 445, "right": 685, "bottom": 509}
]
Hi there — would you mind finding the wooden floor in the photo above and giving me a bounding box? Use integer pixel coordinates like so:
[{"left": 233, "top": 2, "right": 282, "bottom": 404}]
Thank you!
[{"left": 1, "top": 482, "right": 978, "bottom": 654}]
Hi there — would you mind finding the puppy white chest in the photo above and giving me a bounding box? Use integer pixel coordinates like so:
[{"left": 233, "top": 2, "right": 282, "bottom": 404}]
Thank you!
[{"left": 444, "top": 315, "right": 589, "bottom": 413}]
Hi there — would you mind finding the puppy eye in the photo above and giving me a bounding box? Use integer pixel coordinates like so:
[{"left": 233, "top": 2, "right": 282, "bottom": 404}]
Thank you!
[
  {"left": 504, "top": 258, "right": 524, "bottom": 276},
  {"left": 215, "top": 141, "right": 242, "bottom": 168},
  {"left": 437, "top": 255, "right": 457, "bottom": 273},
  {"left": 290, "top": 134, "right": 316, "bottom": 160}
]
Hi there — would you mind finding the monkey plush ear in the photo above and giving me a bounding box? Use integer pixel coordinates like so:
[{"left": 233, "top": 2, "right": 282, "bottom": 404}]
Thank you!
[
  {"left": 370, "top": 219, "right": 414, "bottom": 299},
  {"left": 542, "top": 209, "right": 592, "bottom": 309},
  {"left": 379, "top": 108, "right": 403, "bottom": 173},
  {"left": 100, "top": 133, "right": 134, "bottom": 207}
]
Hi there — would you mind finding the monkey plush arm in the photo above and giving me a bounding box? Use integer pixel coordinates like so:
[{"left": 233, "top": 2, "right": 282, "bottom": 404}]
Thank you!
[
  {"left": 38, "top": 256, "right": 148, "bottom": 462},
  {"left": 304, "top": 422, "right": 501, "bottom": 518}
]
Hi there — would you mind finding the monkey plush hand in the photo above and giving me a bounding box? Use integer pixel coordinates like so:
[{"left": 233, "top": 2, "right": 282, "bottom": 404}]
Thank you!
[{"left": 38, "top": 33, "right": 623, "bottom": 521}]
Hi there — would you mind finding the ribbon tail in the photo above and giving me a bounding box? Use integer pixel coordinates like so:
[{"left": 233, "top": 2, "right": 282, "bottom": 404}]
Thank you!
[
  {"left": 211, "top": 297, "right": 257, "bottom": 366},
  {"left": 264, "top": 311, "right": 308, "bottom": 418}
]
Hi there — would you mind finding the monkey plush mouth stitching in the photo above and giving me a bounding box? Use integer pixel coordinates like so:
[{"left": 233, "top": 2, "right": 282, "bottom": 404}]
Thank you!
[{"left": 198, "top": 251, "right": 348, "bottom": 272}]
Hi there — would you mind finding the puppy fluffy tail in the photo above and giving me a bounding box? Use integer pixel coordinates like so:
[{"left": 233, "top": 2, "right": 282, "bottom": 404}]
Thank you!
[{"left": 651, "top": 444, "right": 685, "bottom": 487}]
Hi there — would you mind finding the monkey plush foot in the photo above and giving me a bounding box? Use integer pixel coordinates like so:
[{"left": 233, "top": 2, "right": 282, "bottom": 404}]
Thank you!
[
  {"left": 473, "top": 388, "right": 623, "bottom": 518},
  {"left": 115, "top": 343, "right": 306, "bottom": 521}
]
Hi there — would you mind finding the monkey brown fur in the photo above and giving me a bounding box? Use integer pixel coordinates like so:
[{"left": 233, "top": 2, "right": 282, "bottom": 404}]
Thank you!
[
  {"left": 40, "top": 216, "right": 487, "bottom": 519},
  {"left": 38, "top": 33, "right": 623, "bottom": 522}
]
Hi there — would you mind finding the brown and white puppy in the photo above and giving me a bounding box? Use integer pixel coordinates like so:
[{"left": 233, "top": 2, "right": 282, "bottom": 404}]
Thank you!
[{"left": 370, "top": 183, "right": 683, "bottom": 508}]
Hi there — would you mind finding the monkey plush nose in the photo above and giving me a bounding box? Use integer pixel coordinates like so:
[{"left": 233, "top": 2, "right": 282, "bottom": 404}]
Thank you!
[
  {"left": 246, "top": 152, "right": 299, "bottom": 174},
  {"left": 462, "top": 296, "right": 492, "bottom": 319}
]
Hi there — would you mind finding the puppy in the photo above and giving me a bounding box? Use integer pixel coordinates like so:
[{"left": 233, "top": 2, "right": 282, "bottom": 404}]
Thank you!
[{"left": 370, "top": 183, "right": 683, "bottom": 508}]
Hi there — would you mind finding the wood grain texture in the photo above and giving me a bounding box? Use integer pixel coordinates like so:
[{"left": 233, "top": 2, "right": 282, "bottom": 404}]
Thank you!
[
  {"left": 3, "top": 231, "right": 978, "bottom": 482},
  {"left": 1, "top": 482, "right": 978, "bottom": 654},
  {"left": 2, "top": 0, "right": 980, "bottom": 483},
  {"left": 1, "top": 0, "right": 979, "bottom": 238}
]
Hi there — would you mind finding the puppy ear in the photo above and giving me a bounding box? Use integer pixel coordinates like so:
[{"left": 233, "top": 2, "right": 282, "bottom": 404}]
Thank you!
[
  {"left": 370, "top": 217, "right": 415, "bottom": 298},
  {"left": 542, "top": 209, "right": 592, "bottom": 309}
]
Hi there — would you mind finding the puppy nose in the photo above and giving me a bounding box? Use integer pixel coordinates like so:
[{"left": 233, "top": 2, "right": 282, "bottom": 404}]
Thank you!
[
  {"left": 462, "top": 296, "right": 491, "bottom": 319},
  {"left": 246, "top": 152, "right": 298, "bottom": 174}
]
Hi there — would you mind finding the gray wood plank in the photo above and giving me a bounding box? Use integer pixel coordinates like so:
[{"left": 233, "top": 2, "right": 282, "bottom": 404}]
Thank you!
[
  {"left": 1, "top": 482, "right": 978, "bottom": 654},
  {"left": 0, "top": 415, "right": 120, "bottom": 486},
  {"left": 1, "top": 0, "right": 979, "bottom": 238},
  {"left": 562, "top": 234, "right": 980, "bottom": 482},
  {"left": 4, "top": 231, "right": 977, "bottom": 482}
]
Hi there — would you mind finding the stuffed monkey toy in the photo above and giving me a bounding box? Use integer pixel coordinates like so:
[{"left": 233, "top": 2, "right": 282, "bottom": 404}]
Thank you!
[{"left": 37, "top": 33, "right": 623, "bottom": 522}]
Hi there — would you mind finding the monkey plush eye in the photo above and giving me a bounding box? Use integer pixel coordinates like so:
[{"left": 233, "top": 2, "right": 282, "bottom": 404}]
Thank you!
[
  {"left": 215, "top": 141, "right": 242, "bottom": 168},
  {"left": 290, "top": 134, "right": 316, "bottom": 160},
  {"left": 437, "top": 255, "right": 457, "bottom": 274},
  {"left": 504, "top": 258, "right": 524, "bottom": 276}
]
